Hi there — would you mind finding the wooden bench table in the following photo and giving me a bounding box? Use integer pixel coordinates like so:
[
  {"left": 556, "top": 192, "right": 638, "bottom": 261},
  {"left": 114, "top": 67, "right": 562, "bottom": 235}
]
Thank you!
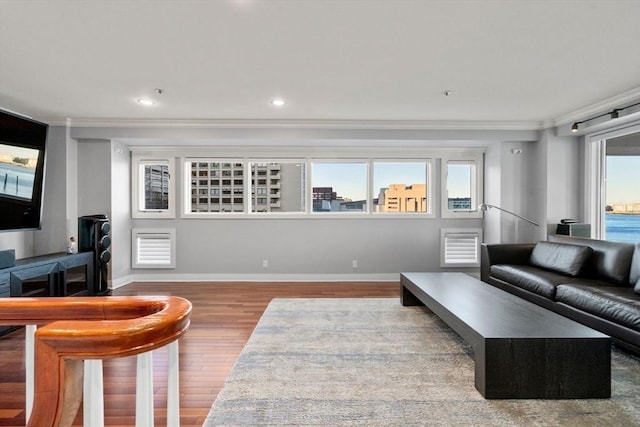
[{"left": 401, "top": 272, "right": 611, "bottom": 399}]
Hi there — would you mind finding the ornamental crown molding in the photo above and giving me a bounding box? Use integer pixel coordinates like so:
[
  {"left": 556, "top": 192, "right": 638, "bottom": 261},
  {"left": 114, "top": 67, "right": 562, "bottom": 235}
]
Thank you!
[
  {"left": 44, "top": 118, "right": 542, "bottom": 132},
  {"left": 552, "top": 86, "right": 640, "bottom": 127}
]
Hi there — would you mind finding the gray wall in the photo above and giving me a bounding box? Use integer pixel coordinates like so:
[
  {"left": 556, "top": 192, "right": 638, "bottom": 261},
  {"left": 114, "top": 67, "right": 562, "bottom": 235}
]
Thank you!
[
  {"left": 110, "top": 142, "right": 132, "bottom": 286},
  {"left": 36, "top": 138, "right": 131, "bottom": 286},
  {"left": 539, "top": 130, "right": 583, "bottom": 237},
  {"left": 1, "top": 122, "right": 592, "bottom": 286},
  {"left": 499, "top": 140, "right": 541, "bottom": 243},
  {"left": 128, "top": 146, "right": 487, "bottom": 281},
  {"left": 481, "top": 140, "right": 543, "bottom": 244},
  {"left": 78, "top": 140, "right": 111, "bottom": 217},
  {"left": 130, "top": 216, "right": 483, "bottom": 280},
  {"left": 0, "top": 230, "right": 34, "bottom": 259},
  {"left": 33, "top": 125, "right": 77, "bottom": 254}
]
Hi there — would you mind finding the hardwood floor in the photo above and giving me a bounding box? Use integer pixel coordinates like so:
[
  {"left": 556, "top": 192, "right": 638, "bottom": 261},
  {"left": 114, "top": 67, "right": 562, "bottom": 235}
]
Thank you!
[{"left": 0, "top": 281, "right": 399, "bottom": 426}]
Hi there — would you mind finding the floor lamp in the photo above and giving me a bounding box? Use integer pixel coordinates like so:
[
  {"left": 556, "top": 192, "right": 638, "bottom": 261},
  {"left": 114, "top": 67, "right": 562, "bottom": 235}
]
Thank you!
[{"left": 479, "top": 203, "right": 540, "bottom": 243}]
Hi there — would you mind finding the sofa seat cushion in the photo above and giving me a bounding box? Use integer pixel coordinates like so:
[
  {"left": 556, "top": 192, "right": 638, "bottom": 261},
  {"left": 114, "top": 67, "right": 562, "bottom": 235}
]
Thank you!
[
  {"left": 490, "top": 265, "right": 581, "bottom": 299},
  {"left": 556, "top": 284, "right": 640, "bottom": 331},
  {"left": 530, "top": 241, "right": 592, "bottom": 277}
]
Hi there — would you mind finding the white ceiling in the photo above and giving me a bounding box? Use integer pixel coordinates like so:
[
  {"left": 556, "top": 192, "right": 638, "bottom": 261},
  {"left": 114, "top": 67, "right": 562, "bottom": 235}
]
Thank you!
[{"left": 1, "top": 0, "right": 640, "bottom": 129}]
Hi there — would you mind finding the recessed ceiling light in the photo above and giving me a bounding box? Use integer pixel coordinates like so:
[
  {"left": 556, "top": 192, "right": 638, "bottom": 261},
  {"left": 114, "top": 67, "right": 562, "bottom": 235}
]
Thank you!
[
  {"left": 137, "top": 98, "right": 155, "bottom": 106},
  {"left": 271, "top": 98, "right": 286, "bottom": 107}
]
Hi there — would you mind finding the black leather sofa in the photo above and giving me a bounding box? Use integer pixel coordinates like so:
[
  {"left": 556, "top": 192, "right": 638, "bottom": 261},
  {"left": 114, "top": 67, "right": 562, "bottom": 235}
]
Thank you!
[{"left": 481, "top": 234, "right": 640, "bottom": 353}]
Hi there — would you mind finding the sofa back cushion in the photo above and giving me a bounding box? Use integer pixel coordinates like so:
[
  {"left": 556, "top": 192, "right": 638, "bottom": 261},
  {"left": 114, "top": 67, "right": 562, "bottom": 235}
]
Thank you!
[
  {"left": 630, "top": 244, "right": 640, "bottom": 293},
  {"left": 548, "top": 235, "right": 635, "bottom": 284},
  {"left": 630, "top": 243, "right": 640, "bottom": 284},
  {"left": 530, "top": 241, "right": 592, "bottom": 277}
]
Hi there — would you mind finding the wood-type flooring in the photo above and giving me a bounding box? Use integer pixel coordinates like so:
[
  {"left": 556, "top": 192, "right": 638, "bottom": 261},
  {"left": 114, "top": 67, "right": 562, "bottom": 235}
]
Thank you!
[{"left": 0, "top": 281, "right": 399, "bottom": 426}]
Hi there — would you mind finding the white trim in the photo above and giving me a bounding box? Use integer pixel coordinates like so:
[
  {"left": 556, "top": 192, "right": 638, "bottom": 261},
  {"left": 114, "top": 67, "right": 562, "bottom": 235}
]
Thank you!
[
  {"left": 131, "top": 155, "right": 176, "bottom": 219},
  {"left": 65, "top": 118, "right": 542, "bottom": 131},
  {"left": 131, "top": 145, "right": 486, "bottom": 158},
  {"left": 110, "top": 272, "right": 485, "bottom": 287},
  {"left": 584, "top": 120, "right": 640, "bottom": 239},
  {"left": 440, "top": 154, "right": 484, "bottom": 219},
  {"left": 110, "top": 274, "right": 135, "bottom": 290},
  {"left": 121, "top": 273, "right": 403, "bottom": 283},
  {"left": 553, "top": 87, "right": 640, "bottom": 127},
  {"left": 179, "top": 155, "right": 445, "bottom": 218},
  {"left": 584, "top": 137, "right": 605, "bottom": 239}
]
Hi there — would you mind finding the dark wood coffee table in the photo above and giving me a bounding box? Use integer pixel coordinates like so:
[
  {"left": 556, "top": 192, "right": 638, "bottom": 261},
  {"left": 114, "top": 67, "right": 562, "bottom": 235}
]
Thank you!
[{"left": 401, "top": 272, "right": 611, "bottom": 399}]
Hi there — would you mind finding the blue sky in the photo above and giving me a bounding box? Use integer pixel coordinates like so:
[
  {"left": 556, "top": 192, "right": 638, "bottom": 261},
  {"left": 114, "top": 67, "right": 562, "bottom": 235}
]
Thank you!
[
  {"left": 311, "top": 162, "right": 471, "bottom": 201},
  {"left": 606, "top": 156, "right": 640, "bottom": 204}
]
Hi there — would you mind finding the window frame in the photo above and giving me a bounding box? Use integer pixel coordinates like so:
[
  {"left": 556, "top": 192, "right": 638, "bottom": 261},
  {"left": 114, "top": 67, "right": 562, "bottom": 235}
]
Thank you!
[
  {"left": 309, "top": 160, "right": 370, "bottom": 214},
  {"left": 131, "top": 154, "right": 175, "bottom": 219},
  {"left": 370, "top": 159, "right": 434, "bottom": 217},
  {"left": 129, "top": 149, "right": 484, "bottom": 220},
  {"left": 585, "top": 122, "right": 640, "bottom": 239},
  {"left": 248, "top": 160, "right": 307, "bottom": 215},
  {"left": 440, "top": 154, "right": 483, "bottom": 219},
  {"left": 182, "top": 158, "right": 246, "bottom": 217}
]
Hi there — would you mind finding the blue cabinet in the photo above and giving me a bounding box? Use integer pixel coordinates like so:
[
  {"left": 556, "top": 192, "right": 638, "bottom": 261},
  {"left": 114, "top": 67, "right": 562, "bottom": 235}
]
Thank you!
[{"left": 0, "top": 252, "right": 96, "bottom": 336}]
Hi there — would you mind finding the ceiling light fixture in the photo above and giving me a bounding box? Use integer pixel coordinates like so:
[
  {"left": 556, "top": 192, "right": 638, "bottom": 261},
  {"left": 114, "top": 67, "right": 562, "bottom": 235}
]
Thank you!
[
  {"left": 271, "top": 98, "right": 286, "bottom": 107},
  {"left": 571, "top": 101, "right": 640, "bottom": 133},
  {"left": 137, "top": 98, "right": 155, "bottom": 106}
]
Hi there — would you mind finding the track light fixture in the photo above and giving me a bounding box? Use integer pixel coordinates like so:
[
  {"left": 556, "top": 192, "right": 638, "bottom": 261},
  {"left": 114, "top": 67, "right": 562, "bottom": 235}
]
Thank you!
[{"left": 571, "top": 101, "right": 640, "bottom": 133}]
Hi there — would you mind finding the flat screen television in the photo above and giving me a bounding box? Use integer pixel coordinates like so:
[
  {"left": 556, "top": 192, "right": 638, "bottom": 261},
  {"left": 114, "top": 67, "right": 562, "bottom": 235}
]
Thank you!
[{"left": 0, "top": 109, "right": 48, "bottom": 231}]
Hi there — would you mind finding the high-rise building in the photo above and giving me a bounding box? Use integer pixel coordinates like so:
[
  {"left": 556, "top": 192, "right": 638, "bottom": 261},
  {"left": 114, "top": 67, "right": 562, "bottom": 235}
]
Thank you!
[
  {"left": 144, "top": 164, "right": 170, "bottom": 210},
  {"left": 312, "top": 187, "right": 337, "bottom": 211},
  {"left": 189, "top": 162, "right": 303, "bottom": 213},
  {"left": 380, "top": 184, "right": 426, "bottom": 212}
]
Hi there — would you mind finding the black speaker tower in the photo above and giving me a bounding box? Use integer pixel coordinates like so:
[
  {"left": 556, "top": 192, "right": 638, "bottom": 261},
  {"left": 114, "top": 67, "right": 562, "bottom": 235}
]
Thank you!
[{"left": 78, "top": 214, "right": 111, "bottom": 295}]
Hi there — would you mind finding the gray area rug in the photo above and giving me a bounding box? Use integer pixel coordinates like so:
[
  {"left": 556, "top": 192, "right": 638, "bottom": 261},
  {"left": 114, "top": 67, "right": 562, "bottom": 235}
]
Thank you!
[{"left": 204, "top": 298, "right": 640, "bottom": 426}]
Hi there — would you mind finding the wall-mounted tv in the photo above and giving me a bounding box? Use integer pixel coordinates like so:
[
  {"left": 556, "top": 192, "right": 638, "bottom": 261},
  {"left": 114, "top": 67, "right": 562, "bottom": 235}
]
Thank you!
[{"left": 0, "top": 109, "right": 48, "bottom": 232}]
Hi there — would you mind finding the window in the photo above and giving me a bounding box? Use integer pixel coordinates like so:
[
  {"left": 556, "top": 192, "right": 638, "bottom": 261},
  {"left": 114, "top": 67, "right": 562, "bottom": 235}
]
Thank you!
[
  {"left": 184, "top": 160, "right": 244, "bottom": 213},
  {"left": 441, "top": 155, "right": 483, "bottom": 219},
  {"left": 172, "top": 151, "right": 483, "bottom": 218},
  {"left": 311, "top": 162, "right": 367, "bottom": 212},
  {"left": 132, "top": 156, "right": 175, "bottom": 218},
  {"left": 182, "top": 159, "right": 305, "bottom": 215},
  {"left": 603, "top": 134, "right": 640, "bottom": 243},
  {"left": 250, "top": 161, "right": 305, "bottom": 213},
  {"left": 372, "top": 161, "right": 430, "bottom": 214}
]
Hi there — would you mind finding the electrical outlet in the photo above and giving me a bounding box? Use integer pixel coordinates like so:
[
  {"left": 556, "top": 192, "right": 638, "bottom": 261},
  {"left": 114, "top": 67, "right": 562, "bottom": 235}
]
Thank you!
[
  {"left": 352, "top": 260, "right": 358, "bottom": 268},
  {"left": 262, "top": 260, "right": 269, "bottom": 268}
]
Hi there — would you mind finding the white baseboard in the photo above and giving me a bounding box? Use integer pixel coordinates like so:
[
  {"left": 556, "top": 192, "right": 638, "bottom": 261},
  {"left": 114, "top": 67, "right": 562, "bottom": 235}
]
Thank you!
[{"left": 110, "top": 273, "right": 401, "bottom": 289}]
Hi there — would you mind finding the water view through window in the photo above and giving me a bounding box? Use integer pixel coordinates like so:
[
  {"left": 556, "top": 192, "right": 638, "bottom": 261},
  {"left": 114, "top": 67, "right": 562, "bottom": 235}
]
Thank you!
[
  {"left": 605, "top": 155, "right": 640, "bottom": 243},
  {"left": 0, "top": 143, "right": 39, "bottom": 201}
]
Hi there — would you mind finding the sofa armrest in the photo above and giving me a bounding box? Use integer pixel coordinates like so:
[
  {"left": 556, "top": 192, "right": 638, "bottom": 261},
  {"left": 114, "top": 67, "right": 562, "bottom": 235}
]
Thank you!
[{"left": 480, "top": 243, "right": 536, "bottom": 283}]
